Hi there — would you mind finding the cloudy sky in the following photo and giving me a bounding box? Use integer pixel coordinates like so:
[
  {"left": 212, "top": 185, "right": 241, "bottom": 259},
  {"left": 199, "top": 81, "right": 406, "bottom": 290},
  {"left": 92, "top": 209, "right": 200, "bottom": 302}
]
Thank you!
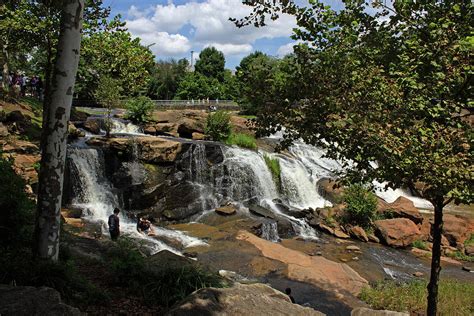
[{"left": 104, "top": 0, "right": 346, "bottom": 69}]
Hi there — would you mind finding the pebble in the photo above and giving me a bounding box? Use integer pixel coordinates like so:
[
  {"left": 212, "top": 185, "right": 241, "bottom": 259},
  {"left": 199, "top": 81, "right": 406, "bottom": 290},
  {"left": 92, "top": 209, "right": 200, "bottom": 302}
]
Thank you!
[
  {"left": 346, "top": 245, "right": 361, "bottom": 251},
  {"left": 352, "top": 257, "right": 359, "bottom": 261},
  {"left": 413, "top": 271, "right": 424, "bottom": 277}
]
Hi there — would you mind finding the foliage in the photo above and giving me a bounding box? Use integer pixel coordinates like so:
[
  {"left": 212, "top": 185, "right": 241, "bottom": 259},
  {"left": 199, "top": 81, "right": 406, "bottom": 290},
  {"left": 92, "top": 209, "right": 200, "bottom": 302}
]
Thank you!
[
  {"left": 147, "top": 59, "right": 189, "bottom": 100},
  {"left": 235, "top": 51, "right": 277, "bottom": 115},
  {"left": 195, "top": 47, "right": 225, "bottom": 82},
  {"left": 0, "top": 154, "right": 35, "bottom": 247},
  {"left": 205, "top": 110, "right": 231, "bottom": 141},
  {"left": 226, "top": 133, "right": 257, "bottom": 150},
  {"left": 412, "top": 240, "right": 429, "bottom": 251},
  {"left": 446, "top": 250, "right": 474, "bottom": 263},
  {"left": 77, "top": 27, "right": 154, "bottom": 99},
  {"left": 94, "top": 75, "right": 122, "bottom": 136},
  {"left": 341, "top": 184, "right": 378, "bottom": 229},
  {"left": 263, "top": 154, "right": 281, "bottom": 185},
  {"left": 125, "top": 96, "right": 155, "bottom": 124},
  {"left": 360, "top": 279, "right": 474, "bottom": 316},
  {"left": 105, "top": 238, "right": 224, "bottom": 307},
  {"left": 175, "top": 72, "right": 238, "bottom": 100},
  {"left": 465, "top": 234, "right": 474, "bottom": 247}
]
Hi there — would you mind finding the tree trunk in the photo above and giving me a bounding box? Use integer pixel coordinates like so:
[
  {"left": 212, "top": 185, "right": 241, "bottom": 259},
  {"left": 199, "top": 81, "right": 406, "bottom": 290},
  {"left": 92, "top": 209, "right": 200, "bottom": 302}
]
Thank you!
[
  {"left": 426, "top": 198, "right": 444, "bottom": 315},
  {"left": 2, "top": 39, "right": 9, "bottom": 94},
  {"left": 34, "top": 0, "right": 84, "bottom": 261}
]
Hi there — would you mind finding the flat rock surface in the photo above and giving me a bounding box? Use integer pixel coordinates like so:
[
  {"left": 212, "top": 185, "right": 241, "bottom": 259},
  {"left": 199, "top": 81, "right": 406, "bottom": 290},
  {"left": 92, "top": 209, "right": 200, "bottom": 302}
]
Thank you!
[
  {"left": 236, "top": 231, "right": 368, "bottom": 297},
  {"left": 166, "top": 283, "right": 325, "bottom": 316}
]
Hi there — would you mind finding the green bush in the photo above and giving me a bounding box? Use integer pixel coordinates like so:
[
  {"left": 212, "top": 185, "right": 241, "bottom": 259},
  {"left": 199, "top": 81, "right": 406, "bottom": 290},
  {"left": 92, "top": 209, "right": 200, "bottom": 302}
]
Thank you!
[
  {"left": 125, "top": 96, "right": 155, "bottom": 124},
  {"left": 264, "top": 154, "right": 281, "bottom": 185},
  {"left": 226, "top": 133, "right": 257, "bottom": 149},
  {"left": 412, "top": 240, "right": 429, "bottom": 251},
  {"left": 446, "top": 250, "right": 474, "bottom": 262},
  {"left": 360, "top": 279, "right": 474, "bottom": 315},
  {"left": 0, "top": 154, "right": 35, "bottom": 247},
  {"left": 342, "top": 184, "right": 377, "bottom": 228},
  {"left": 205, "top": 110, "right": 231, "bottom": 141}
]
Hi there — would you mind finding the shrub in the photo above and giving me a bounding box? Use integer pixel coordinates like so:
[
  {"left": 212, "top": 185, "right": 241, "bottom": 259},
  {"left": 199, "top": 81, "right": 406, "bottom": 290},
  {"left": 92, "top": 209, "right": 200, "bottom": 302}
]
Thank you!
[
  {"left": 342, "top": 184, "right": 377, "bottom": 228},
  {"left": 360, "top": 279, "right": 474, "bottom": 315},
  {"left": 226, "top": 133, "right": 257, "bottom": 150},
  {"left": 105, "top": 238, "right": 225, "bottom": 307},
  {"left": 264, "top": 154, "right": 281, "bottom": 185},
  {"left": 412, "top": 240, "right": 429, "bottom": 251},
  {"left": 0, "top": 154, "right": 35, "bottom": 247},
  {"left": 125, "top": 96, "right": 155, "bottom": 124},
  {"left": 446, "top": 250, "right": 474, "bottom": 263},
  {"left": 205, "top": 110, "right": 231, "bottom": 141}
]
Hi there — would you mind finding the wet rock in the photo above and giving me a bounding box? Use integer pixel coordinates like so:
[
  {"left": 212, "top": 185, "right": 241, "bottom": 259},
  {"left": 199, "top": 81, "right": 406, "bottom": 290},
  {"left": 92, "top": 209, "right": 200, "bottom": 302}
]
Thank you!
[
  {"left": 249, "top": 204, "right": 275, "bottom": 219},
  {"left": 462, "top": 266, "right": 473, "bottom": 272},
  {"left": 215, "top": 205, "right": 237, "bottom": 216},
  {"left": 83, "top": 118, "right": 102, "bottom": 134},
  {"left": 191, "top": 132, "right": 206, "bottom": 140},
  {"left": 413, "top": 271, "right": 424, "bottom": 277},
  {"left": 442, "top": 214, "right": 474, "bottom": 248},
  {"left": 368, "top": 233, "right": 380, "bottom": 243},
  {"left": 347, "top": 226, "right": 369, "bottom": 242},
  {"left": 316, "top": 178, "right": 344, "bottom": 204},
  {"left": 346, "top": 245, "right": 361, "bottom": 252},
  {"left": 351, "top": 307, "right": 409, "bottom": 316},
  {"left": 70, "top": 107, "right": 89, "bottom": 121},
  {"left": 166, "top": 283, "right": 325, "bottom": 316},
  {"left": 68, "top": 122, "right": 84, "bottom": 140},
  {"left": 316, "top": 223, "right": 350, "bottom": 239},
  {"left": 0, "top": 285, "right": 81, "bottom": 316},
  {"left": 379, "top": 196, "right": 423, "bottom": 225},
  {"left": 375, "top": 218, "right": 421, "bottom": 248}
]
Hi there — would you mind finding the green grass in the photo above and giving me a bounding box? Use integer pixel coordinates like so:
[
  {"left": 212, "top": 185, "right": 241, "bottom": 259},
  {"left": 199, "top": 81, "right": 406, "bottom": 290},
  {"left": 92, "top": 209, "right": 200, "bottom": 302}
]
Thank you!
[
  {"left": 446, "top": 250, "right": 474, "bottom": 262},
  {"left": 360, "top": 279, "right": 474, "bottom": 316},
  {"left": 465, "top": 234, "right": 474, "bottom": 246},
  {"left": 225, "top": 133, "right": 257, "bottom": 150},
  {"left": 412, "top": 239, "right": 429, "bottom": 251},
  {"left": 263, "top": 154, "right": 281, "bottom": 185}
]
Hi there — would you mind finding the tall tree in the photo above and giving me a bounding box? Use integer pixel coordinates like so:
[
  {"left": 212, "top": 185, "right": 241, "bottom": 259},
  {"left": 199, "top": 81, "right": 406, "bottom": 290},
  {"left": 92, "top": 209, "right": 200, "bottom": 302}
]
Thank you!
[
  {"left": 147, "top": 58, "right": 189, "bottom": 100},
  {"left": 234, "top": 1, "right": 473, "bottom": 315},
  {"left": 194, "top": 47, "right": 225, "bottom": 82},
  {"left": 34, "top": 0, "right": 84, "bottom": 261}
]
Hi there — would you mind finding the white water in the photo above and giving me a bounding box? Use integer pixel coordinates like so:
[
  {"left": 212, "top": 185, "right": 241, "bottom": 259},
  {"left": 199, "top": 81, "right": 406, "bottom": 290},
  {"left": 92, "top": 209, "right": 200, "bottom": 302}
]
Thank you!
[
  {"left": 67, "top": 146, "right": 205, "bottom": 254},
  {"left": 260, "top": 221, "right": 280, "bottom": 242},
  {"left": 110, "top": 118, "right": 143, "bottom": 135}
]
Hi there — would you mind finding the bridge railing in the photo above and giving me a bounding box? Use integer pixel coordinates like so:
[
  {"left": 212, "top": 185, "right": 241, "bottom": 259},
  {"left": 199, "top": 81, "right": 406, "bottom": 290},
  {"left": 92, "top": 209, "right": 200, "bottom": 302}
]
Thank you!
[{"left": 72, "top": 99, "right": 239, "bottom": 110}]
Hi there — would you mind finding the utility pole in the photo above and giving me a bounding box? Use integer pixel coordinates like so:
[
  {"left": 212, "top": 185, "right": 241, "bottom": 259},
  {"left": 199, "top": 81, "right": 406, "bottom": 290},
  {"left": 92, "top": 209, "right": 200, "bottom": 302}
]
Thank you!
[{"left": 190, "top": 50, "right": 194, "bottom": 71}]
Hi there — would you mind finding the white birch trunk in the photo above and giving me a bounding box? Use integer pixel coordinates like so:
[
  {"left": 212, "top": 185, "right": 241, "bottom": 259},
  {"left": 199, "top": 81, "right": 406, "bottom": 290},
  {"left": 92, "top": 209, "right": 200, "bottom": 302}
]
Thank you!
[{"left": 34, "top": 0, "right": 84, "bottom": 260}]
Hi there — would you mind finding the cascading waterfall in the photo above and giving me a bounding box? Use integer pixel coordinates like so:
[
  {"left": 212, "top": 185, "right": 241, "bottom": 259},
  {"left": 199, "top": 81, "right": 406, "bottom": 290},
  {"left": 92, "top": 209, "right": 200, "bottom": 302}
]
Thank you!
[
  {"left": 260, "top": 221, "right": 280, "bottom": 242},
  {"left": 67, "top": 145, "right": 205, "bottom": 254},
  {"left": 110, "top": 118, "right": 143, "bottom": 135}
]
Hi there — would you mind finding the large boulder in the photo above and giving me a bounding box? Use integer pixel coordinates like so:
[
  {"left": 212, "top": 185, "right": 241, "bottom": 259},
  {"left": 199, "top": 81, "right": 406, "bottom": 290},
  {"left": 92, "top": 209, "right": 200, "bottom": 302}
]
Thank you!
[
  {"left": 87, "top": 136, "right": 182, "bottom": 163},
  {"left": 442, "top": 214, "right": 474, "bottom": 247},
  {"left": 166, "top": 283, "right": 325, "bottom": 316},
  {"left": 0, "top": 285, "right": 81, "bottom": 316},
  {"left": 347, "top": 225, "right": 369, "bottom": 242},
  {"left": 83, "top": 118, "right": 102, "bottom": 134},
  {"left": 379, "top": 196, "right": 423, "bottom": 224},
  {"left": 177, "top": 118, "right": 205, "bottom": 139},
  {"left": 248, "top": 204, "right": 295, "bottom": 238},
  {"left": 375, "top": 218, "right": 421, "bottom": 248},
  {"left": 316, "top": 178, "right": 344, "bottom": 204}
]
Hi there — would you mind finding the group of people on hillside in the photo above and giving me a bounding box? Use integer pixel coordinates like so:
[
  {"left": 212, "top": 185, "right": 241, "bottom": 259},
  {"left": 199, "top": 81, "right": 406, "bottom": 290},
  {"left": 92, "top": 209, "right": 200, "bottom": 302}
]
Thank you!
[
  {"left": 2, "top": 72, "right": 43, "bottom": 99},
  {"left": 107, "top": 208, "right": 155, "bottom": 241}
]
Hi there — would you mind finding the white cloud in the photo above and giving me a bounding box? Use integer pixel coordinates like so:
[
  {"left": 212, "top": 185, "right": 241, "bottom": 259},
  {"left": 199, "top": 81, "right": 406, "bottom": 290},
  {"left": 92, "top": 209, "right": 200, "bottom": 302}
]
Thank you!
[
  {"left": 277, "top": 42, "right": 296, "bottom": 57},
  {"left": 124, "top": 0, "right": 297, "bottom": 59},
  {"left": 204, "top": 43, "right": 253, "bottom": 56}
]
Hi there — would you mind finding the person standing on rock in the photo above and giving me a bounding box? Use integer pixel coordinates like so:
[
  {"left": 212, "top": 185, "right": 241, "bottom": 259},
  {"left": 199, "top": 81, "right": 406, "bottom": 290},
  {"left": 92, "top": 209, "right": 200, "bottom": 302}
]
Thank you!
[{"left": 108, "top": 208, "right": 120, "bottom": 241}]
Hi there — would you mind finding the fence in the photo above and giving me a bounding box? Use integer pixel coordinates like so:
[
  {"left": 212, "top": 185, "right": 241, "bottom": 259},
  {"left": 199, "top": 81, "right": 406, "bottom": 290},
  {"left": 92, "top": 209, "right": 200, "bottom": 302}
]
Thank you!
[{"left": 72, "top": 99, "right": 240, "bottom": 110}]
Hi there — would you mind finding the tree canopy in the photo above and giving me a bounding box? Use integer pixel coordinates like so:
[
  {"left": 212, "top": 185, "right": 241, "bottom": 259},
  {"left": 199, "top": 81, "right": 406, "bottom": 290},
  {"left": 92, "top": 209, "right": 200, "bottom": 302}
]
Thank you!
[
  {"left": 194, "top": 47, "right": 226, "bottom": 82},
  {"left": 234, "top": 1, "right": 473, "bottom": 314}
]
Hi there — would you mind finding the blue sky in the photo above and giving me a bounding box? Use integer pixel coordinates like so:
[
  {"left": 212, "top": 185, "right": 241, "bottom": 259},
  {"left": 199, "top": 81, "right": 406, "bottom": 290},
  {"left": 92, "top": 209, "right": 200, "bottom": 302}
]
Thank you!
[{"left": 104, "top": 0, "right": 346, "bottom": 69}]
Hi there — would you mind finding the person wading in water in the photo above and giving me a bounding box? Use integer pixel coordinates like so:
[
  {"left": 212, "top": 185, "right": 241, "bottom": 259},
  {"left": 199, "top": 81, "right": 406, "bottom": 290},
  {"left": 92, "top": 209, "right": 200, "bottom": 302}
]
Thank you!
[{"left": 108, "top": 208, "right": 120, "bottom": 241}]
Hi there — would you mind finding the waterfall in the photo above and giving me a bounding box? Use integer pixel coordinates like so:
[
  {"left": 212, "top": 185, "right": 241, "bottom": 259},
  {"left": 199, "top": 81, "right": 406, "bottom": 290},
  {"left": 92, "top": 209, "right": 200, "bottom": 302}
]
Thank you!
[
  {"left": 260, "top": 221, "right": 280, "bottom": 242},
  {"left": 67, "top": 146, "right": 205, "bottom": 254},
  {"left": 110, "top": 118, "right": 143, "bottom": 135}
]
